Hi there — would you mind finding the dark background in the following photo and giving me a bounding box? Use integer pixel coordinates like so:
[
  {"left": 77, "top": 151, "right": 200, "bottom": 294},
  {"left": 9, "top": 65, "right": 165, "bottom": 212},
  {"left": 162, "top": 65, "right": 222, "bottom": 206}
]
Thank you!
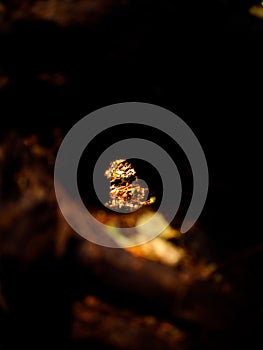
[
  {"left": 1, "top": 0, "right": 261, "bottom": 255},
  {"left": 0, "top": 1, "right": 262, "bottom": 349}
]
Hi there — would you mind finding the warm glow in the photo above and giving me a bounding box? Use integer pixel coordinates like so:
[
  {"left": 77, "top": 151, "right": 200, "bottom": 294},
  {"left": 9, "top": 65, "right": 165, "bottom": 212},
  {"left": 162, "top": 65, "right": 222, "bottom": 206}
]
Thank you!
[{"left": 104, "top": 159, "right": 154, "bottom": 211}]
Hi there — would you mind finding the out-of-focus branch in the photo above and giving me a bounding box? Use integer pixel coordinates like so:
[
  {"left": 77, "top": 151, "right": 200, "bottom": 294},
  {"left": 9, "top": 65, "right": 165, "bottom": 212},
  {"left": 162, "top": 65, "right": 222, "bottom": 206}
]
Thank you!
[
  {"left": 74, "top": 238, "right": 238, "bottom": 331},
  {"left": 0, "top": 0, "right": 128, "bottom": 30},
  {"left": 0, "top": 134, "right": 258, "bottom": 348},
  {"left": 72, "top": 295, "right": 189, "bottom": 350}
]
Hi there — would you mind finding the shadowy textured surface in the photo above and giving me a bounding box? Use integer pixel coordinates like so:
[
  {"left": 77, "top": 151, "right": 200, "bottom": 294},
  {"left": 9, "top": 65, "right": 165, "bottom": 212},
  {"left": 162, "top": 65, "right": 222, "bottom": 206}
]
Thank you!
[{"left": 0, "top": 1, "right": 262, "bottom": 349}]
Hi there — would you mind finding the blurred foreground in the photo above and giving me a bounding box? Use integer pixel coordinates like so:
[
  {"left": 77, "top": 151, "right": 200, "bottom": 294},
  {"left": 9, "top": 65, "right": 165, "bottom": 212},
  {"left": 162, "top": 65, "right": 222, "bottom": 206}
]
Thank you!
[{"left": 0, "top": 133, "right": 262, "bottom": 350}]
